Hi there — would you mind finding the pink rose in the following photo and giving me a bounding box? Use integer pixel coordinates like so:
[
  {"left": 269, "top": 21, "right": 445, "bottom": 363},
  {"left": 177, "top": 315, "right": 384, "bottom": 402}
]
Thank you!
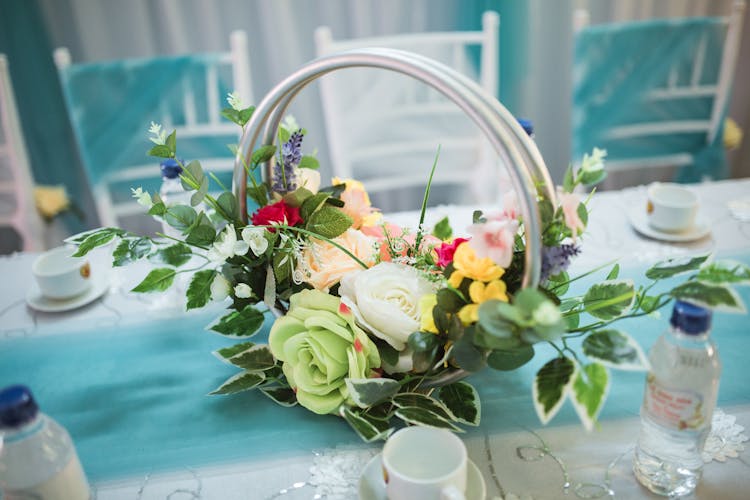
[
  {"left": 466, "top": 216, "right": 518, "bottom": 268},
  {"left": 558, "top": 191, "right": 585, "bottom": 240},
  {"left": 251, "top": 200, "right": 302, "bottom": 232},
  {"left": 435, "top": 237, "right": 470, "bottom": 267}
]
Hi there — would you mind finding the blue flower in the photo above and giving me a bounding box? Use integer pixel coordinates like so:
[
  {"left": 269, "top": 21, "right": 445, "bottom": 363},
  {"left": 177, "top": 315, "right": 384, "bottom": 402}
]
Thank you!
[{"left": 541, "top": 244, "right": 581, "bottom": 282}]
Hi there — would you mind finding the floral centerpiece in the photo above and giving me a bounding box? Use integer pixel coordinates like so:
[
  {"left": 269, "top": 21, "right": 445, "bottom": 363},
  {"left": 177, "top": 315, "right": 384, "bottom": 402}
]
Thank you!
[{"left": 70, "top": 93, "right": 748, "bottom": 439}]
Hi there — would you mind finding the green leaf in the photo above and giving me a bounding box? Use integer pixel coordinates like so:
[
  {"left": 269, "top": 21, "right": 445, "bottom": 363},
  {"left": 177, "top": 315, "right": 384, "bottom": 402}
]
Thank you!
[
  {"left": 209, "top": 371, "right": 265, "bottom": 395},
  {"left": 579, "top": 168, "right": 607, "bottom": 186},
  {"left": 547, "top": 271, "right": 570, "bottom": 295},
  {"left": 150, "top": 243, "right": 193, "bottom": 267},
  {"left": 562, "top": 165, "right": 575, "bottom": 193},
  {"left": 583, "top": 280, "right": 635, "bottom": 320},
  {"left": 213, "top": 341, "right": 255, "bottom": 362},
  {"left": 112, "top": 237, "right": 151, "bottom": 267},
  {"left": 646, "top": 254, "right": 711, "bottom": 280},
  {"left": 394, "top": 406, "right": 462, "bottom": 432},
  {"left": 605, "top": 263, "right": 620, "bottom": 280},
  {"left": 149, "top": 201, "right": 167, "bottom": 216},
  {"left": 451, "top": 328, "right": 486, "bottom": 372},
  {"left": 345, "top": 378, "right": 401, "bottom": 408},
  {"left": 533, "top": 357, "right": 576, "bottom": 424},
  {"left": 165, "top": 130, "right": 177, "bottom": 155},
  {"left": 191, "top": 176, "right": 209, "bottom": 206},
  {"left": 392, "top": 393, "right": 453, "bottom": 420},
  {"left": 340, "top": 407, "right": 393, "bottom": 442},
  {"left": 487, "top": 344, "right": 535, "bottom": 371},
  {"left": 298, "top": 155, "right": 320, "bottom": 170},
  {"left": 147, "top": 144, "right": 172, "bottom": 158},
  {"left": 221, "top": 107, "right": 241, "bottom": 126},
  {"left": 186, "top": 269, "right": 216, "bottom": 310},
  {"left": 131, "top": 268, "right": 177, "bottom": 293},
  {"left": 378, "top": 342, "right": 399, "bottom": 367},
  {"left": 260, "top": 387, "right": 297, "bottom": 407},
  {"left": 582, "top": 329, "right": 649, "bottom": 370},
  {"left": 179, "top": 160, "right": 205, "bottom": 191},
  {"left": 186, "top": 221, "right": 216, "bottom": 247},
  {"left": 472, "top": 210, "right": 485, "bottom": 224},
  {"left": 247, "top": 184, "right": 269, "bottom": 207},
  {"left": 229, "top": 345, "right": 276, "bottom": 371},
  {"left": 217, "top": 192, "right": 239, "bottom": 221},
  {"left": 638, "top": 294, "right": 663, "bottom": 314},
  {"left": 282, "top": 187, "right": 313, "bottom": 208},
  {"left": 407, "top": 331, "right": 440, "bottom": 353},
  {"left": 571, "top": 363, "right": 609, "bottom": 431},
  {"left": 238, "top": 106, "right": 255, "bottom": 125},
  {"left": 164, "top": 205, "right": 197, "bottom": 233},
  {"left": 696, "top": 260, "right": 750, "bottom": 285},
  {"left": 438, "top": 381, "right": 481, "bottom": 426},
  {"left": 670, "top": 281, "right": 746, "bottom": 313},
  {"left": 436, "top": 288, "right": 465, "bottom": 313},
  {"left": 208, "top": 306, "right": 266, "bottom": 338},
  {"left": 432, "top": 216, "right": 453, "bottom": 241},
  {"left": 306, "top": 206, "right": 353, "bottom": 239},
  {"left": 251, "top": 145, "right": 276, "bottom": 166},
  {"left": 272, "top": 249, "right": 292, "bottom": 283},
  {"left": 300, "top": 192, "right": 331, "bottom": 222},
  {"left": 73, "top": 228, "right": 125, "bottom": 257}
]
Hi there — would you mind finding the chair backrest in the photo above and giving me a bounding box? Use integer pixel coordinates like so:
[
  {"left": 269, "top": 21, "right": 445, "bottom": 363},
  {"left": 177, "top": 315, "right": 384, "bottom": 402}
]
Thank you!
[
  {"left": 572, "top": 1, "right": 745, "bottom": 186},
  {"left": 0, "top": 54, "right": 45, "bottom": 253},
  {"left": 314, "top": 11, "right": 500, "bottom": 211},
  {"left": 54, "top": 30, "right": 253, "bottom": 233}
]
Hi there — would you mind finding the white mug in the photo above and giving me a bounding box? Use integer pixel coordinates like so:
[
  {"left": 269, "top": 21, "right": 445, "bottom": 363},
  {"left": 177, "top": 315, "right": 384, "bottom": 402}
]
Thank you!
[
  {"left": 382, "top": 427, "right": 467, "bottom": 500},
  {"left": 32, "top": 246, "right": 92, "bottom": 300},
  {"left": 646, "top": 183, "right": 698, "bottom": 233}
]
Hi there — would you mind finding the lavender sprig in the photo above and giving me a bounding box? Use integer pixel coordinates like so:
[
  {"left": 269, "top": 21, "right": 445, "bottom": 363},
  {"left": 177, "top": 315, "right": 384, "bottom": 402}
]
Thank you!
[
  {"left": 541, "top": 243, "right": 581, "bottom": 282},
  {"left": 272, "top": 131, "right": 304, "bottom": 194}
]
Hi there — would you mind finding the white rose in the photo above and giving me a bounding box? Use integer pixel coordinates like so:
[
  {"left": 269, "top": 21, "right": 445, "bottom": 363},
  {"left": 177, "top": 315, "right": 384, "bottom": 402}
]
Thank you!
[
  {"left": 210, "top": 274, "right": 231, "bottom": 301},
  {"left": 295, "top": 167, "right": 321, "bottom": 194},
  {"left": 234, "top": 283, "right": 253, "bottom": 298},
  {"left": 241, "top": 226, "right": 268, "bottom": 256},
  {"left": 339, "top": 262, "right": 436, "bottom": 352}
]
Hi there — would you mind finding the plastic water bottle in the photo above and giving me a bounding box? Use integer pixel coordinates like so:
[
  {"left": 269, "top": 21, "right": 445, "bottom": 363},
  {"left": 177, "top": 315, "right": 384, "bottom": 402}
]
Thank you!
[
  {"left": 0, "top": 385, "right": 90, "bottom": 500},
  {"left": 159, "top": 158, "right": 193, "bottom": 239},
  {"left": 633, "top": 300, "right": 721, "bottom": 497}
]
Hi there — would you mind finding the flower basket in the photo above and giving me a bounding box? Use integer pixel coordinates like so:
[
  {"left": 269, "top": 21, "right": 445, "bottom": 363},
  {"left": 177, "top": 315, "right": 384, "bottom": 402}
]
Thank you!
[{"left": 69, "top": 48, "right": 748, "bottom": 440}]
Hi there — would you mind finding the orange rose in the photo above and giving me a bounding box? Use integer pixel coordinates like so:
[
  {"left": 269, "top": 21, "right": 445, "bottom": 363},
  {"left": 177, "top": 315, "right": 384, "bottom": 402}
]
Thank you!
[{"left": 297, "top": 228, "right": 377, "bottom": 291}]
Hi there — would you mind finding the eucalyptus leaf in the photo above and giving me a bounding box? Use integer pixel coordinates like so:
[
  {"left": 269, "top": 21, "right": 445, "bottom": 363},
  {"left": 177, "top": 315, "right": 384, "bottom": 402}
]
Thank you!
[
  {"left": 164, "top": 205, "right": 197, "bottom": 233},
  {"left": 217, "top": 192, "right": 239, "bottom": 221},
  {"left": 438, "top": 381, "right": 481, "bottom": 426},
  {"left": 73, "top": 228, "right": 125, "bottom": 257},
  {"left": 451, "top": 328, "right": 486, "bottom": 372},
  {"left": 208, "top": 306, "right": 266, "bottom": 338},
  {"left": 345, "top": 378, "right": 401, "bottom": 408},
  {"left": 181, "top": 160, "right": 205, "bottom": 191},
  {"left": 190, "top": 176, "right": 209, "bottom": 206},
  {"left": 583, "top": 280, "right": 635, "bottom": 320},
  {"left": 407, "top": 331, "right": 440, "bottom": 353},
  {"left": 571, "top": 363, "right": 610, "bottom": 431},
  {"left": 436, "top": 288, "right": 465, "bottom": 313},
  {"left": 646, "top": 255, "right": 711, "bottom": 280},
  {"left": 533, "top": 357, "right": 576, "bottom": 424},
  {"left": 229, "top": 345, "right": 276, "bottom": 371},
  {"left": 131, "top": 268, "right": 176, "bottom": 293},
  {"left": 583, "top": 329, "right": 649, "bottom": 371},
  {"left": 670, "top": 281, "right": 746, "bottom": 313},
  {"left": 186, "top": 269, "right": 216, "bottom": 310},
  {"left": 394, "top": 406, "right": 462, "bottom": 432},
  {"left": 247, "top": 184, "right": 269, "bottom": 207},
  {"left": 487, "top": 344, "right": 535, "bottom": 371},
  {"left": 209, "top": 371, "right": 265, "bottom": 395}
]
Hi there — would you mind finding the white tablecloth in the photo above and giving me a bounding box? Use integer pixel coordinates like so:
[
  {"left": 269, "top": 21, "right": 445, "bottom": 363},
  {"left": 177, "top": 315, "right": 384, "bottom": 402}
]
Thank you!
[{"left": 1, "top": 179, "right": 749, "bottom": 499}]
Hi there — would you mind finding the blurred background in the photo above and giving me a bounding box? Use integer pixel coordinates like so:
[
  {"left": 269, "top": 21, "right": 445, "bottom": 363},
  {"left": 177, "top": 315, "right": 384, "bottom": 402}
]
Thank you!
[{"left": 0, "top": 0, "right": 747, "bottom": 252}]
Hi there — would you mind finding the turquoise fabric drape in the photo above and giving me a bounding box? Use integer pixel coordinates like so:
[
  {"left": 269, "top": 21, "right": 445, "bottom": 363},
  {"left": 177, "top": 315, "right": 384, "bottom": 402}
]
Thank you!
[
  {"left": 58, "top": 55, "right": 238, "bottom": 196},
  {"left": 574, "top": 18, "right": 730, "bottom": 182},
  {"left": 0, "top": 0, "right": 97, "bottom": 233}
]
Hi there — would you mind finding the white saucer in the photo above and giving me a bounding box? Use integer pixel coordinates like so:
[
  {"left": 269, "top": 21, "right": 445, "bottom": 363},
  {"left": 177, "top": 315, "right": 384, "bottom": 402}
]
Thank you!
[
  {"left": 26, "top": 272, "right": 110, "bottom": 313},
  {"left": 628, "top": 208, "right": 711, "bottom": 243},
  {"left": 359, "top": 453, "right": 487, "bottom": 500}
]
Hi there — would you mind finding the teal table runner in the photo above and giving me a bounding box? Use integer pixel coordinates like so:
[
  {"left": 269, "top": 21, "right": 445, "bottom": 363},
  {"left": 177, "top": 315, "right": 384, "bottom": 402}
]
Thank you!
[{"left": 1, "top": 254, "right": 748, "bottom": 481}]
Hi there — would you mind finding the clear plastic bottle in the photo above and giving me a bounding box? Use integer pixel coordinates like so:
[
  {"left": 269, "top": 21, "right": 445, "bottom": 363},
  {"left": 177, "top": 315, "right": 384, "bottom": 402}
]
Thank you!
[
  {"left": 158, "top": 158, "right": 192, "bottom": 239},
  {"left": 633, "top": 300, "right": 721, "bottom": 497},
  {"left": 0, "top": 385, "right": 90, "bottom": 500}
]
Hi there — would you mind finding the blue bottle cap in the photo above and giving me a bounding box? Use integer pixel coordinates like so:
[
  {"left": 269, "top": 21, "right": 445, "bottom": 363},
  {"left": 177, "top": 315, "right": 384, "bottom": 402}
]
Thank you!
[
  {"left": 517, "top": 118, "right": 534, "bottom": 136},
  {"left": 670, "top": 300, "right": 712, "bottom": 335},
  {"left": 0, "top": 385, "right": 39, "bottom": 428},
  {"left": 160, "top": 158, "right": 183, "bottom": 179}
]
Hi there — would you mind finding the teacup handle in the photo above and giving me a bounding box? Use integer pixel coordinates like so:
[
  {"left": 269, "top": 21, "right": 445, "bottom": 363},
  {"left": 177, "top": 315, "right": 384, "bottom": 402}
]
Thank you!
[{"left": 440, "top": 485, "right": 465, "bottom": 500}]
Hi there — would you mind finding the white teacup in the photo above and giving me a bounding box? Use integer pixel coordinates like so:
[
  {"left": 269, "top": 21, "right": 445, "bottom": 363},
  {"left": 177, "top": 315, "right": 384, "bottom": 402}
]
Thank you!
[
  {"left": 32, "top": 246, "right": 92, "bottom": 300},
  {"left": 382, "top": 427, "right": 467, "bottom": 500},
  {"left": 646, "top": 183, "right": 698, "bottom": 233}
]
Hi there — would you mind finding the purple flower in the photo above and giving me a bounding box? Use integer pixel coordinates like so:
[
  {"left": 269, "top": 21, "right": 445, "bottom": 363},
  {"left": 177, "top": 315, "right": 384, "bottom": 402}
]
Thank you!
[
  {"left": 272, "top": 131, "right": 304, "bottom": 194},
  {"left": 541, "top": 243, "right": 581, "bottom": 282}
]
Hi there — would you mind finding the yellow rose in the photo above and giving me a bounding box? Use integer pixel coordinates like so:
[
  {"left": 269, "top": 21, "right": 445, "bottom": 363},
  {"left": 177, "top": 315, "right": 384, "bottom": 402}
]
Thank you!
[
  {"left": 33, "top": 185, "right": 70, "bottom": 219},
  {"left": 419, "top": 293, "right": 439, "bottom": 334},
  {"left": 332, "top": 177, "right": 382, "bottom": 229},
  {"left": 297, "top": 228, "right": 377, "bottom": 291},
  {"left": 458, "top": 279, "right": 508, "bottom": 325},
  {"left": 452, "top": 243, "right": 504, "bottom": 282}
]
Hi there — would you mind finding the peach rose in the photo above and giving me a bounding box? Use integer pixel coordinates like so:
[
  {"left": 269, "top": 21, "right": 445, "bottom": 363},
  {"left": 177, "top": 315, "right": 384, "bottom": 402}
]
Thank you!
[
  {"left": 333, "top": 178, "right": 381, "bottom": 229},
  {"left": 297, "top": 228, "right": 377, "bottom": 291}
]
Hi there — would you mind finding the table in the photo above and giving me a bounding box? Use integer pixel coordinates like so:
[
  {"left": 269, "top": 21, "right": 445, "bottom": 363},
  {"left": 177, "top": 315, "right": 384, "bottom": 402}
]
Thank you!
[{"left": 1, "top": 179, "right": 749, "bottom": 499}]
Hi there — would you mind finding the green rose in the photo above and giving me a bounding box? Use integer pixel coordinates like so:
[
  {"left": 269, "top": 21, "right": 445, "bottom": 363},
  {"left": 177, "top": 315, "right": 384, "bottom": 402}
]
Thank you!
[{"left": 269, "top": 289, "right": 381, "bottom": 414}]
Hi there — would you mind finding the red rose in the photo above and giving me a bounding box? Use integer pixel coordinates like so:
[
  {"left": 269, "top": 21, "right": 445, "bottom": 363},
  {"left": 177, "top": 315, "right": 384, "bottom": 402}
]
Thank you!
[
  {"left": 251, "top": 200, "right": 302, "bottom": 231},
  {"left": 435, "top": 237, "right": 470, "bottom": 267}
]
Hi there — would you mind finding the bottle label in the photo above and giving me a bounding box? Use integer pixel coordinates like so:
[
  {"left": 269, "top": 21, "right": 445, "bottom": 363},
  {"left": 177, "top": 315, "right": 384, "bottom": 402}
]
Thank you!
[{"left": 643, "top": 373, "right": 706, "bottom": 431}]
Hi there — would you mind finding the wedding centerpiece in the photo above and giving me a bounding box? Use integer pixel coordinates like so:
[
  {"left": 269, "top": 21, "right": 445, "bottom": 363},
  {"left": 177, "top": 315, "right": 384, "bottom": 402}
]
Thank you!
[{"left": 69, "top": 82, "right": 748, "bottom": 441}]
